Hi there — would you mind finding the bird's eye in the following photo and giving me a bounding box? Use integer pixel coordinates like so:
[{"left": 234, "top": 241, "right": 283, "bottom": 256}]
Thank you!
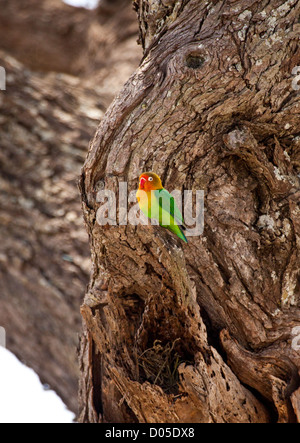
[{"left": 148, "top": 177, "right": 153, "bottom": 182}]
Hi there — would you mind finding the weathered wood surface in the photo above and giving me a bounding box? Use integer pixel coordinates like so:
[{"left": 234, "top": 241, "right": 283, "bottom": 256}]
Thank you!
[{"left": 79, "top": 0, "right": 300, "bottom": 422}]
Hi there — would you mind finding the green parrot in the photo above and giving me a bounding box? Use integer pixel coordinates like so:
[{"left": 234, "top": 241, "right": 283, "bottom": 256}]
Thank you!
[{"left": 136, "top": 172, "right": 188, "bottom": 243}]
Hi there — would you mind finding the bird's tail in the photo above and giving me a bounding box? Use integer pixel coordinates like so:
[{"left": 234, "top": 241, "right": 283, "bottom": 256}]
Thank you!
[
  {"left": 164, "top": 221, "right": 188, "bottom": 243},
  {"left": 178, "top": 225, "right": 188, "bottom": 243}
]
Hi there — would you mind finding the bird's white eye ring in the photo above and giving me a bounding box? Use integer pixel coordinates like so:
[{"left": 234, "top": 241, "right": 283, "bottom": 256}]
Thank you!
[{"left": 148, "top": 177, "right": 153, "bottom": 181}]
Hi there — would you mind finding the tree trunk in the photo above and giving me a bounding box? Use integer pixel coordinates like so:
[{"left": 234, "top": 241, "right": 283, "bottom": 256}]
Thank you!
[{"left": 79, "top": 0, "right": 300, "bottom": 423}]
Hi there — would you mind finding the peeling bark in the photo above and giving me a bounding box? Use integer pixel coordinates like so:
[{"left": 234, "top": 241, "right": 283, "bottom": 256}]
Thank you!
[{"left": 79, "top": 0, "right": 300, "bottom": 422}]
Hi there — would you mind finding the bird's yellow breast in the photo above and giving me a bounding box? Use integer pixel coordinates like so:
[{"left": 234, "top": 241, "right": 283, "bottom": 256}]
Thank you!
[{"left": 136, "top": 189, "right": 152, "bottom": 217}]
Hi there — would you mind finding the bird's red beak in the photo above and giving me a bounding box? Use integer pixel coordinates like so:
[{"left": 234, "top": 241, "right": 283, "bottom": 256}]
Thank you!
[{"left": 140, "top": 177, "right": 146, "bottom": 190}]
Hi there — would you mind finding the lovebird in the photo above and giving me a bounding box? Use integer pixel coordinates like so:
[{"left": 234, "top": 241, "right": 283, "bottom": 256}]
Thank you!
[{"left": 136, "top": 172, "right": 188, "bottom": 243}]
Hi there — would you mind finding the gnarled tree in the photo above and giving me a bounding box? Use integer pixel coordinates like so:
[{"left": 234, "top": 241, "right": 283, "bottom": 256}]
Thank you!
[{"left": 79, "top": 0, "right": 300, "bottom": 423}]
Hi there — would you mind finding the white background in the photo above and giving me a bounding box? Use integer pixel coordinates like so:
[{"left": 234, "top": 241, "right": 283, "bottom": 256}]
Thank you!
[
  {"left": 63, "top": 0, "right": 99, "bottom": 8},
  {"left": 0, "top": 347, "right": 75, "bottom": 423}
]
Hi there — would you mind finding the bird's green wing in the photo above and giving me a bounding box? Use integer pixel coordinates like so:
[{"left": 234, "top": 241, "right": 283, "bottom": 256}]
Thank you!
[
  {"left": 154, "top": 189, "right": 185, "bottom": 227},
  {"left": 152, "top": 189, "right": 187, "bottom": 243}
]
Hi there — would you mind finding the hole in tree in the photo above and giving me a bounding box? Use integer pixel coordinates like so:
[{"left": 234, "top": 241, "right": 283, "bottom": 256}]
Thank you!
[
  {"left": 119, "top": 293, "right": 145, "bottom": 346},
  {"left": 131, "top": 290, "right": 198, "bottom": 395},
  {"left": 91, "top": 341, "right": 103, "bottom": 417},
  {"left": 186, "top": 53, "right": 205, "bottom": 69},
  {"left": 137, "top": 338, "right": 194, "bottom": 395}
]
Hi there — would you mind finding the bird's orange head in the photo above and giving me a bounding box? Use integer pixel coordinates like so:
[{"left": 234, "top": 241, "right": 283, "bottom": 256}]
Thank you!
[{"left": 139, "top": 172, "right": 163, "bottom": 191}]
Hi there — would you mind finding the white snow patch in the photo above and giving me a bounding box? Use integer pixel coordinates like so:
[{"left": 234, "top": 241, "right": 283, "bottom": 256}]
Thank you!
[
  {"left": 63, "top": 0, "right": 98, "bottom": 9},
  {"left": 0, "top": 347, "right": 75, "bottom": 424}
]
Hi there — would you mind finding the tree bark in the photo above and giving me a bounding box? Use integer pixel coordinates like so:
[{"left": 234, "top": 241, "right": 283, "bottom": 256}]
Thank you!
[{"left": 79, "top": 0, "right": 300, "bottom": 423}]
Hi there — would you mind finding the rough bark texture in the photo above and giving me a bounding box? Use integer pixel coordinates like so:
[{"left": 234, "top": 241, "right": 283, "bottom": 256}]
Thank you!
[
  {"left": 0, "top": 0, "right": 141, "bottom": 412},
  {"left": 79, "top": 0, "right": 300, "bottom": 423}
]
